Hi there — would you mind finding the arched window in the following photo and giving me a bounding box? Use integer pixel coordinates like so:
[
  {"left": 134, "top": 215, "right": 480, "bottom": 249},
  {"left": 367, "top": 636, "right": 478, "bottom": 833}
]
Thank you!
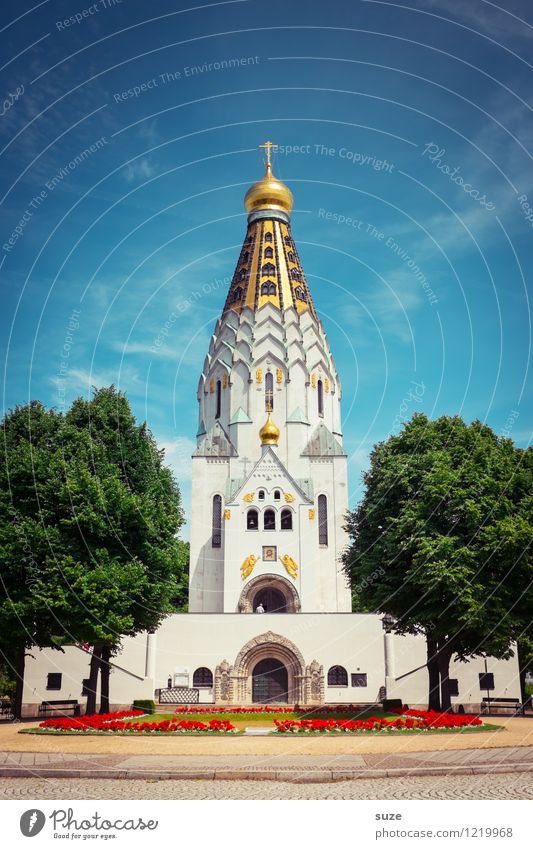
[
  {"left": 242, "top": 251, "right": 249, "bottom": 263},
  {"left": 288, "top": 251, "right": 295, "bottom": 262},
  {"left": 284, "top": 235, "right": 291, "bottom": 245},
  {"left": 258, "top": 490, "right": 265, "bottom": 500},
  {"left": 264, "top": 509, "right": 276, "bottom": 530},
  {"left": 264, "top": 246, "right": 273, "bottom": 258},
  {"left": 291, "top": 268, "right": 301, "bottom": 281},
  {"left": 317, "top": 379, "right": 324, "bottom": 417},
  {"left": 294, "top": 285, "right": 307, "bottom": 302},
  {"left": 239, "top": 267, "right": 247, "bottom": 281},
  {"left": 281, "top": 508, "right": 293, "bottom": 530},
  {"left": 274, "top": 489, "right": 281, "bottom": 500},
  {"left": 247, "top": 509, "right": 259, "bottom": 530},
  {"left": 231, "top": 286, "right": 243, "bottom": 303},
  {"left": 215, "top": 379, "right": 221, "bottom": 419},
  {"left": 193, "top": 667, "right": 213, "bottom": 688},
  {"left": 327, "top": 665, "right": 348, "bottom": 687},
  {"left": 261, "top": 280, "right": 277, "bottom": 296},
  {"left": 212, "top": 495, "right": 222, "bottom": 548},
  {"left": 318, "top": 494, "right": 328, "bottom": 546},
  {"left": 265, "top": 232, "right": 273, "bottom": 242},
  {"left": 265, "top": 372, "right": 274, "bottom": 412},
  {"left": 262, "top": 262, "right": 276, "bottom": 276}
]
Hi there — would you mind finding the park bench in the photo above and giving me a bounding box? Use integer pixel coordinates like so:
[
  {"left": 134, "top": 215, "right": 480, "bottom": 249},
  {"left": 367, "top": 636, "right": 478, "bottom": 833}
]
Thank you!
[
  {"left": 480, "top": 697, "right": 524, "bottom": 716},
  {"left": 39, "top": 699, "right": 80, "bottom": 717}
]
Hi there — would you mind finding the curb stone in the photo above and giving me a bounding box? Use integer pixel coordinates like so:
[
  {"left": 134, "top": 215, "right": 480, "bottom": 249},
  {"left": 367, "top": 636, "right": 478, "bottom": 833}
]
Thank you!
[{"left": 0, "top": 763, "right": 532, "bottom": 782}]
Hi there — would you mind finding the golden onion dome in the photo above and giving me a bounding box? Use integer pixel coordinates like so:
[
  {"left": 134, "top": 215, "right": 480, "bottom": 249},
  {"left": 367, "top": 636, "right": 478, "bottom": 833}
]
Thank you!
[
  {"left": 259, "top": 412, "right": 280, "bottom": 446},
  {"left": 244, "top": 162, "right": 293, "bottom": 216}
]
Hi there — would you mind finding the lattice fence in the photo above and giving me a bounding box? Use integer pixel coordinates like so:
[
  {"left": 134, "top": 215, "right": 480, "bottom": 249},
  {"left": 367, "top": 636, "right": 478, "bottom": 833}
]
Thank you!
[{"left": 158, "top": 687, "right": 200, "bottom": 704}]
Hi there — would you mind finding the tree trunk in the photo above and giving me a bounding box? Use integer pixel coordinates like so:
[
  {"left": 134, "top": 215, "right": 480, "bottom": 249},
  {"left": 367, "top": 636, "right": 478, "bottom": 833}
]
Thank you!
[
  {"left": 13, "top": 646, "right": 26, "bottom": 720},
  {"left": 426, "top": 636, "right": 441, "bottom": 711},
  {"left": 437, "top": 643, "right": 453, "bottom": 712},
  {"left": 99, "top": 647, "right": 111, "bottom": 714},
  {"left": 85, "top": 647, "right": 102, "bottom": 715}
]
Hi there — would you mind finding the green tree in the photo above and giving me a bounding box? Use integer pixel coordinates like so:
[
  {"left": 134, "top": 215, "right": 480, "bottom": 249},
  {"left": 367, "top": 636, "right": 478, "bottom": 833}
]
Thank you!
[
  {"left": 343, "top": 413, "right": 532, "bottom": 711},
  {"left": 0, "top": 389, "right": 186, "bottom": 716}
]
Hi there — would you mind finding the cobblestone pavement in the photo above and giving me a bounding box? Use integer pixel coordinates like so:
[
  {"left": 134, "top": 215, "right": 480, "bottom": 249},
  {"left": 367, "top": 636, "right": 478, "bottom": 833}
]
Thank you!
[{"left": 0, "top": 772, "right": 531, "bottom": 799}]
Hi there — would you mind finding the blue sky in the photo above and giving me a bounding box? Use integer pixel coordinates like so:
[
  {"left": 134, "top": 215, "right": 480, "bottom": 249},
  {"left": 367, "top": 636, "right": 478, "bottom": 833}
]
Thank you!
[{"left": 1, "top": 0, "right": 531, "bottom": 535}]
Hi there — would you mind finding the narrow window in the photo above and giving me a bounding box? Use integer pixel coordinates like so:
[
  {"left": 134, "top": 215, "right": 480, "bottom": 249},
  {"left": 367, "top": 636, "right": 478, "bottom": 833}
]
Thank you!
[
  {"left": 318, "top": 494, "right": 328, "bottom": 546},
  {"left": 264, "top": 509, "right": 275, "bottom": 530},
  {"left": 262, "top": 262, "right": 276, "bottom": 276},
  {"left": 274, "top": 490, "right": 281, "bottom": 500},
  {"left": 265, "top": 232, "right": 273, "bottom": 242},
  {"left": 264, "top": 246, "right": 273, "bottom": 258},
  {"left": 261, "top": 280, "right": 277, "bottom": 296},
  {"left": 193, "top": 667, "right": 213, "bottom": 688},
  {"left": 258, "top": 490, "right": 265, "bottom": 500},
  {"left": 281, "top": 508, "right": 292, "bottom": 530},
  {"left": 46, "top": 673, "right": 62, "bottom": 690},
  {"left": 212, "top": 495, "right": 222, "bottom": 547},
  {"left": 247, "top": 509, "right": 259, "bottom": 530},
  {"left": 215, "top": 380, "right": 221, "bottom": 419},
  {"left": 317, "top": 379, "right": 324, "bottom": 417},
  {"left": 265, "top": 372, "right": 274, "bottom": 411},
  {"left": 448, "top": 679, "right": 459, "bottom": 697},
  {"left": 327, "top": 666, "right": 348, "bottom": 687}
]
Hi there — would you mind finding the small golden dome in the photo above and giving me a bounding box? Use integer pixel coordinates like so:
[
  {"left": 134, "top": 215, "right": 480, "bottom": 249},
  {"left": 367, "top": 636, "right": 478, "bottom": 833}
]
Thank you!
[
  {"left": 244, "top": 162, "right": 294, "bottom": 216},
  {"left": 259, "top": 412, "right": 280, "bottom": 446}
]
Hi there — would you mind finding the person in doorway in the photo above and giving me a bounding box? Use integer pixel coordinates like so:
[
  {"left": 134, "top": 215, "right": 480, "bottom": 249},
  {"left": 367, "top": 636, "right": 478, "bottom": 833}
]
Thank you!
[{"left": 255, "top": 603, "right": 265, "bottom": 613}]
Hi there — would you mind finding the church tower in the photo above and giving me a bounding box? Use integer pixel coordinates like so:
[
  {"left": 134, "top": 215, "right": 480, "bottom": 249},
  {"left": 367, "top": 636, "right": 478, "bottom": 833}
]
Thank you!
[{"left": 189, "top": 143, "right": 351, "bottom": 615}]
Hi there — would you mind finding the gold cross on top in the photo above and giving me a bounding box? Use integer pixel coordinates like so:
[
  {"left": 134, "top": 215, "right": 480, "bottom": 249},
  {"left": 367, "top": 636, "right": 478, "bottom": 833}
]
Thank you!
[{"left": 259, "top": 140, "right": 278, "bottom": 167}]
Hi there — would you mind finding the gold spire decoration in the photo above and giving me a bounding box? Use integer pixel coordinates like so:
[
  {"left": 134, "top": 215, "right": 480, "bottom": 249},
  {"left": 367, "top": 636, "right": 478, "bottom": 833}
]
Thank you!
[
  {"left": 259, "top": 412, "right": 280, "bottom": 446},
  {"left": 244, "top": 141, "right": 294, "bottom": 216}
]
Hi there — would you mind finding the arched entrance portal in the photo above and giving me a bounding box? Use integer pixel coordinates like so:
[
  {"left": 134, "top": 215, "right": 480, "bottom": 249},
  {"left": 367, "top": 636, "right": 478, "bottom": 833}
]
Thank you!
[
  {"left": 253, "top": 586, "right": 286, "bottom": 613},
  {"left": 238, "top": 574, "right": 301, "bottom": 613},
  {"left": 252, "top": 658, "right": 289, "bottom": 703}
]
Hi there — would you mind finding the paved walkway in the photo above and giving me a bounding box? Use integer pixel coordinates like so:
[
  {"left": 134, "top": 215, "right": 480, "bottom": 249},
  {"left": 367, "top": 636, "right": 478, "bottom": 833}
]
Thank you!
[
  {"left": 1, "top": 746, "right": 532, "bottom": 782},
  {"left": 0, "top": 772, "right": 530, "bottom": 799}
]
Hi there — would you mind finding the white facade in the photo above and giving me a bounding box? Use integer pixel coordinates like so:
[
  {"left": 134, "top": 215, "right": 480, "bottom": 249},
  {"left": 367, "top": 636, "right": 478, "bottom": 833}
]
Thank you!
[{"left": 21, "top": 158, "right": 521, "bottom": 714}]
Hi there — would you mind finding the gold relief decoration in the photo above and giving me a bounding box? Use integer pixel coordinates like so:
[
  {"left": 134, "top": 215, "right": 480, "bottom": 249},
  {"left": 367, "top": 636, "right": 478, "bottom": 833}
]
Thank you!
[
  {"left": 241, "top": 554, "right": 258, "bottom": 580},
  {"left": 209, "top": 379, "right": 214, "bottom": 394},
  {"left": 324, "top": 378, "right": 330, "bottom": 393},
  {"left": 222, "top": 374, "right": 228, "bottom": 389},
  {"left": 224, "top": 509, "right": 231, "bottom": 520},
  {"left": 276, "top": 367, "right": 283, "bottom": 384},
  {"left": 308, "top": 509, "right": 315, "bottom": 520},
  {"left": 284, "top": 492, "right": 295, "bottom": 503},
  {"left": 243, "top": 492, "right": 254, "bottom": 503},
  {"left": 280, "top": 554, "right": 298, "bottom": 579},
  {"left": 256, "top": 368, "right": 263, "bottom": 384},
  {"left": 311, "top": 373, "right": 317, "bottom": 389}
]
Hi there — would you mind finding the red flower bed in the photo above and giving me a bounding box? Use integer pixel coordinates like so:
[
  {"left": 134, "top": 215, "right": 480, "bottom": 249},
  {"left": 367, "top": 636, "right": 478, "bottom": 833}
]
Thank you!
[
  {"left": 39, "top": 710, "right": 236, "bottom": 734},
  {"left": 274, "top": 710, "right": 484, "bottom": 733}
]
